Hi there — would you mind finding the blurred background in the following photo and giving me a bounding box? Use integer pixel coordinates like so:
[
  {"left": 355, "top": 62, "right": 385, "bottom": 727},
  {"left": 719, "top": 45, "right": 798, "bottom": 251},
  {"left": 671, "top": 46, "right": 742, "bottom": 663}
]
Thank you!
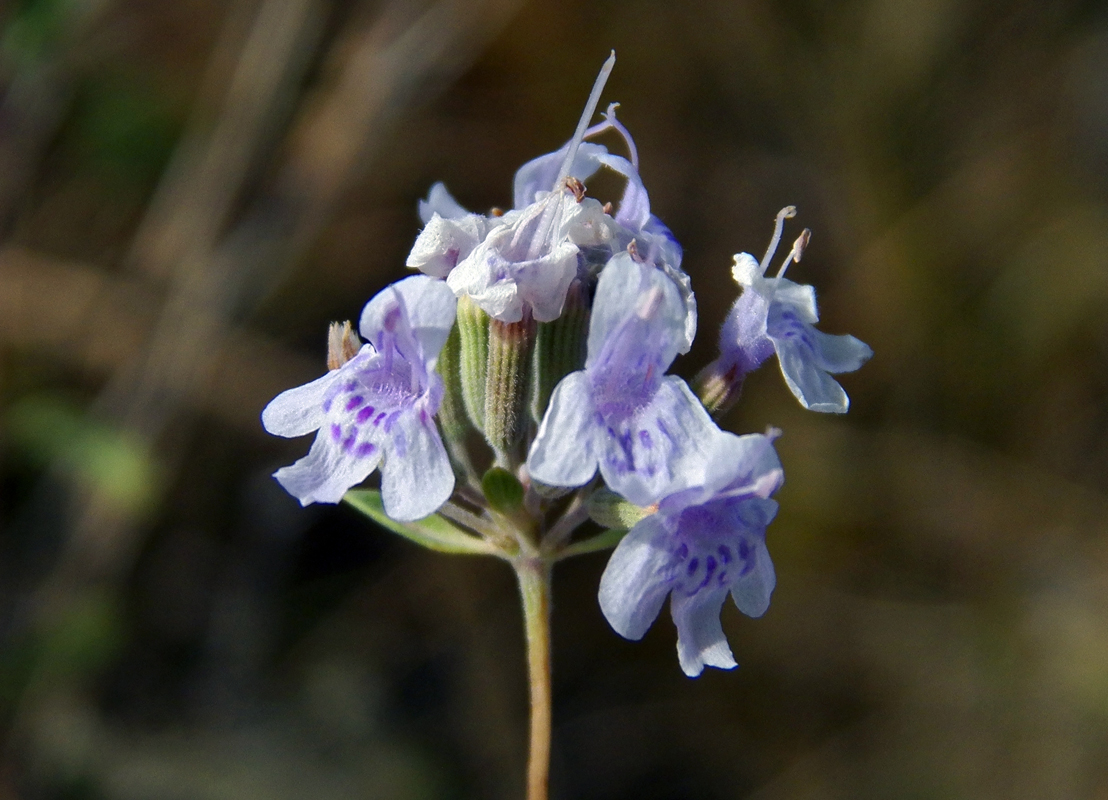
[{"left": 2, "top": 0, "right": 1108, "bottom": 797}]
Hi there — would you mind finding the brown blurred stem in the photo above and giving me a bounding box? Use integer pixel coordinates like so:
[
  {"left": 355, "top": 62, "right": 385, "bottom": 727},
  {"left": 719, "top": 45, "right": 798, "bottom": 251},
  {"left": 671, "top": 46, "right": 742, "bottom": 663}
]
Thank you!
[{"left": 514, "top": 556, "right": 553, "bottom": 800}]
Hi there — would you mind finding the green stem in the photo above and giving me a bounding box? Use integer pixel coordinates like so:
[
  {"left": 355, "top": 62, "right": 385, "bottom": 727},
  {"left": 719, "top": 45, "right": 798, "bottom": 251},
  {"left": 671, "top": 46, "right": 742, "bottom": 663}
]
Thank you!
[{"left": 514, "top": 556, "right": 553, "bottom": 800}]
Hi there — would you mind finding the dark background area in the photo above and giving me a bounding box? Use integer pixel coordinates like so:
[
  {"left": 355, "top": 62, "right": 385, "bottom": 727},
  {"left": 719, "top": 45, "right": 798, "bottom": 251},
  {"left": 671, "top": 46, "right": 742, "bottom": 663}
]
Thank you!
[{"left": 2, "top": 0, "right": 1108, "bottom": 797}]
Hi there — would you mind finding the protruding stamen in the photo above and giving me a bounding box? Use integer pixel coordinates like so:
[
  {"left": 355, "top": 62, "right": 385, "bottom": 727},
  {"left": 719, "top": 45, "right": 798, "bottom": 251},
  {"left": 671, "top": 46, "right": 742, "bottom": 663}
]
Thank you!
[
  {"left": 627, "top": 239, "right": 644, "bottom": 262},
  {"left": 601, "top": 103, "right": 638, "bottom": 168},
  {"left": 758, "top": 206, "right": 797, "bottom": 275},
  {"left": 555, "top": 50, "right": 617, "bottom": 188},
  {"left": 775, "top": 228, "right": 811, "bottom": 280},
  {"left": 327, "top": 321, "right": 362, "bottom": 371}
]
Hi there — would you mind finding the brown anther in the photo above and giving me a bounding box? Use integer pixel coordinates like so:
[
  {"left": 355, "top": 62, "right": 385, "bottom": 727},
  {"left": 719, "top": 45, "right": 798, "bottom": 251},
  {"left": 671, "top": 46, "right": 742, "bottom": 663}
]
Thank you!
[
  {"left": 327, "top": 321, "right": 362, "bottom": 371},
  {"left": 626, "top": 239, "right": 645, "bottom": 263},
  {"left": 564, "top": 176, "right": 587, "bottom": 202},
  {"left": 601, "top": 201, "right": 613, "bottom": 215},
  {"left": 793, "top": 228, "right": 811, "bottom": 262},
  {"left": 490, "top": 207, "right": 504, "bottom": 217}
]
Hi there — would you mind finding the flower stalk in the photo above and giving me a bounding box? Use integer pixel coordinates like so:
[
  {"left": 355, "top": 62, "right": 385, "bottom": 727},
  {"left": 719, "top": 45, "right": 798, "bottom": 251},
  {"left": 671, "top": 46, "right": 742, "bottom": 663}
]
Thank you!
[{"left": 514, "top": 555, "right": 553, "bottom": 800}]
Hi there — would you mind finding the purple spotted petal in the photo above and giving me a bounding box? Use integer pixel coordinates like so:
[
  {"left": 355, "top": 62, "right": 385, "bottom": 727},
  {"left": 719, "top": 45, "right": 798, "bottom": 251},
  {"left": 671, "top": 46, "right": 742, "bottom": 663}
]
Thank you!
[
  {"left": 360, "top": 275, "right": 457, "bottom": 371},
  {"left": 597, "top": 377, "right": 718, "bottom": 507},
  {"left": 273, "top": 428, "right": 382, "bottom": 505},
  {"left": 730, "top": 533, "right": 775, "bottom": 618}
]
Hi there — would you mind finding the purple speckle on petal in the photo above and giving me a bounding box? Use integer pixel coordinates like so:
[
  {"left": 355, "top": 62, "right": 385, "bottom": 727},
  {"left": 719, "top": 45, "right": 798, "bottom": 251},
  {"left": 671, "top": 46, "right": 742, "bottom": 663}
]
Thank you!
[
  {"left": 718, "top": 570, "right": 728, "bottom": 585},
  {"left": 687, "top": 557, "right": 699, "bottom": 576},
  {"left": 356, "top": 405, "right": 376, "bottom": 424},
  {"left": 705, "top": 556, "right": 717, "bottom": 578},
  {"left": 346, "top": 395, "right": 365, "bottom": 411},
  {"left": 674, "top": 543, "right": 688, "bottom": 560},
  {"left": 330, "top": 423, "right": 342, "bottom": 441},
  {"left": 355, "top": 442, "right": 377, "bottom": 458},
  {"left": 322, "top": 399, "right": 332, "bottom": 412},
  {"left": 638, "top": 429, "right": 653, "bottom": 448},
  {"left": 373, "top": 412, "right": 387, "bottom": 427},
  {"left": 341, "top": 434, "right": 356, "bottom": 452},
  {"left": 718, "top": 545, "right": 732, "bottom": 563}
]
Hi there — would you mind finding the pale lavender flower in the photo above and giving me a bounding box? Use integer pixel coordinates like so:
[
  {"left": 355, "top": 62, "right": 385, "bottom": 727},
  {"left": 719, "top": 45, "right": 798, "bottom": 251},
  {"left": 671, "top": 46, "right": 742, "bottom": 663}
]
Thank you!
[
  {"left": 446, "top": 186, "right": 615, "bottom": 322},
  {"left": 721, "top": 208, "right": 872, "bottom": 413},
  {"left": 262, "top": 275, "right": 456, "bottom": 521},
  {"left": 512, "top": 103, "right": 696, "bottom": 349},
  {"left": 527, "top": 251, "right": 717, "bottom": 506},
  {"left": 598, "top": 431, "right": 783, "bottom": 677}
]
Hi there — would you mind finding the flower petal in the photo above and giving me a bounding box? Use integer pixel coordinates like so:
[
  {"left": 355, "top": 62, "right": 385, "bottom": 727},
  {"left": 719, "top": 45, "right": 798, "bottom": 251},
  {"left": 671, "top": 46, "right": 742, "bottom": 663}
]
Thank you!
[
  {"left": 515, "top": 241, "right": 581, "bottom": 322},
  {"left": 379, "top": 407, "right": 454, "bottom": 521},
  {"left": 670, "top": 586, "right": 736, "bottom": 677},
  {"left": 731, "top": 534, "right": 776, "bottom": 618},
  {"left": 808, "top": 329, "right": 873, "bottom": 374},
  {"left": 274, "top": 430, "right": 381, "bottom": 505},
  {"left": 598, "top": 514, "right": 674, "bottom": 640},
  {"left": 512, "top": 142, "right": 607, "bottom": 209},
  {"left": 527, "top": 371, "right": 601, "bottom": 489},
  {"left": 261, "top": 370, "right": 342, "bottom": 438},
  {"left": 773, "top": 333, "right": 851, "bottom": 412},
  {"left": 418, "top": 181, "right": 469, "bottom": 223},
  {"left": 599, "top": 377, "right": 719, "bottom": 507},
  {"left": 405, "top": 214, "right": 486, "bottom": 278},
  {"left": 360, "top": 275, "right": 458, "bottom": 367},
  {"left": 586, "top": 253, "right": 686, "bottom": 373}
]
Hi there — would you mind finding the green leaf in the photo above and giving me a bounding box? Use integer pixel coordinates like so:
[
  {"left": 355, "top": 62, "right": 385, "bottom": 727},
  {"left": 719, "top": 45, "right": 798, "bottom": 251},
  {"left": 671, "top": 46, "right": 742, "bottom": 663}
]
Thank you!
[
  {"left": 557, "top": 527, "right": 628, "bottom": 560},
  {"left": 344, "top": 490, "right": 499, "bottom": 556},
  {"left": 482, "top": 467, "right": 524, "bottom": 514},
  {"left": 587, "top": 488, "right": 651, "bottom": 529}
]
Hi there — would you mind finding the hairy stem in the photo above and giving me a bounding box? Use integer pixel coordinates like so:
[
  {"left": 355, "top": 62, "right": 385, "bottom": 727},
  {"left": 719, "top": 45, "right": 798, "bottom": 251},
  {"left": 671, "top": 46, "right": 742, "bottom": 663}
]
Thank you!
[{"left": 514, "top": 556, "right": 553, "bottom": 800}]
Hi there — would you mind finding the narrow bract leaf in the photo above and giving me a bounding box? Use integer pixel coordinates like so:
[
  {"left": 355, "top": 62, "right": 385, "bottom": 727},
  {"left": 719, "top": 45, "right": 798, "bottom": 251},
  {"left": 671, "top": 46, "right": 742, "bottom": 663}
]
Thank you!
[{"left": 344, "top": 490, "right": 498, "bottom": 555}]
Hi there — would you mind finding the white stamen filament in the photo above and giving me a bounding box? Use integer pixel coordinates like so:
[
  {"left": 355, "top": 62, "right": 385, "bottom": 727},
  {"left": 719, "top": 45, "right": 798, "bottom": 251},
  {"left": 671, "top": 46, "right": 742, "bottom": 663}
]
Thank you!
[
  {"left": 636, "top": 286, "right": 665, "bottom": 320},
  {"left": 554, "top": 51, "right": 617, "bottom": 189},
  {"left": 758, "top": 206, "right": 797, "bottom": 275}
]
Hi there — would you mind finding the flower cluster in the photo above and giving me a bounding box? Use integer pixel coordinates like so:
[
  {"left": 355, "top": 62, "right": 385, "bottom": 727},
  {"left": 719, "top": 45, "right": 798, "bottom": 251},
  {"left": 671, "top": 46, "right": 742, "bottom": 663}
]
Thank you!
[{"left": 262, "top": 55, "right": 870, "bottom": 676}]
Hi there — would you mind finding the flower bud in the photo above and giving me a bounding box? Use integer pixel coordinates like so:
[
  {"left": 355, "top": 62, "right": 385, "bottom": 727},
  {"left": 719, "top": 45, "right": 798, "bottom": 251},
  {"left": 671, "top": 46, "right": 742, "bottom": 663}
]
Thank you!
[
  {"left": 531, "top": 279, "right": 590, "bottom": 426},
  {"left": 484, "top": 313, "right": 536, "bottom": 463},
  {"left": 435, "top": 322, "right": 476, "bottom": 472},
  {"left": 693, "top": 357, "right": 744, "bottom": 418},
  {"left": 456, "top": 295, "right": 489, "bottom": 433}
]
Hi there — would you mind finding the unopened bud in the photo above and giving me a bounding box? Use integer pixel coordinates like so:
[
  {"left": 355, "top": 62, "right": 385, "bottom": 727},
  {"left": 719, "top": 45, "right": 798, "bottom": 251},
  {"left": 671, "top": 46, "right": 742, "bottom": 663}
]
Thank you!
[
  {"left": 456, "top": 295, "right": 489, "bottom": 433},
  {"left": 327, "top": 321, "right": 362, "bottom": 370},
  {"left": 531, "top": 279, "right": 590, "bottom": 425},
  {"left": 485, "top": 313, "right": 536, "bottom": 464},
  {"left": 587, "top": 487, "right": 652, "bottom": 529},
  {"left": 693, "top": 357, "right": 744, "bottom": 418},
  {"left": 435, "top": 323, "right": 473, "bottom": 463}
]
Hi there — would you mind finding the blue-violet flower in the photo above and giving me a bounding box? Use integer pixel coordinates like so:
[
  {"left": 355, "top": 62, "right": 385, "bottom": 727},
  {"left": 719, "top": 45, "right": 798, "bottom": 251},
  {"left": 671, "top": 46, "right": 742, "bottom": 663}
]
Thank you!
[
  {"left": 527, "top": 251, "right": 717, "bottom": 506},
  {"left": 598, "top": 431, "right": 783, "bottom": 677},
  {"left": 261, "top": 275, "right": 457, "bottom": 520},
  {"left": 720, "top": 207, "right": 872, "bottom": 412}
]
